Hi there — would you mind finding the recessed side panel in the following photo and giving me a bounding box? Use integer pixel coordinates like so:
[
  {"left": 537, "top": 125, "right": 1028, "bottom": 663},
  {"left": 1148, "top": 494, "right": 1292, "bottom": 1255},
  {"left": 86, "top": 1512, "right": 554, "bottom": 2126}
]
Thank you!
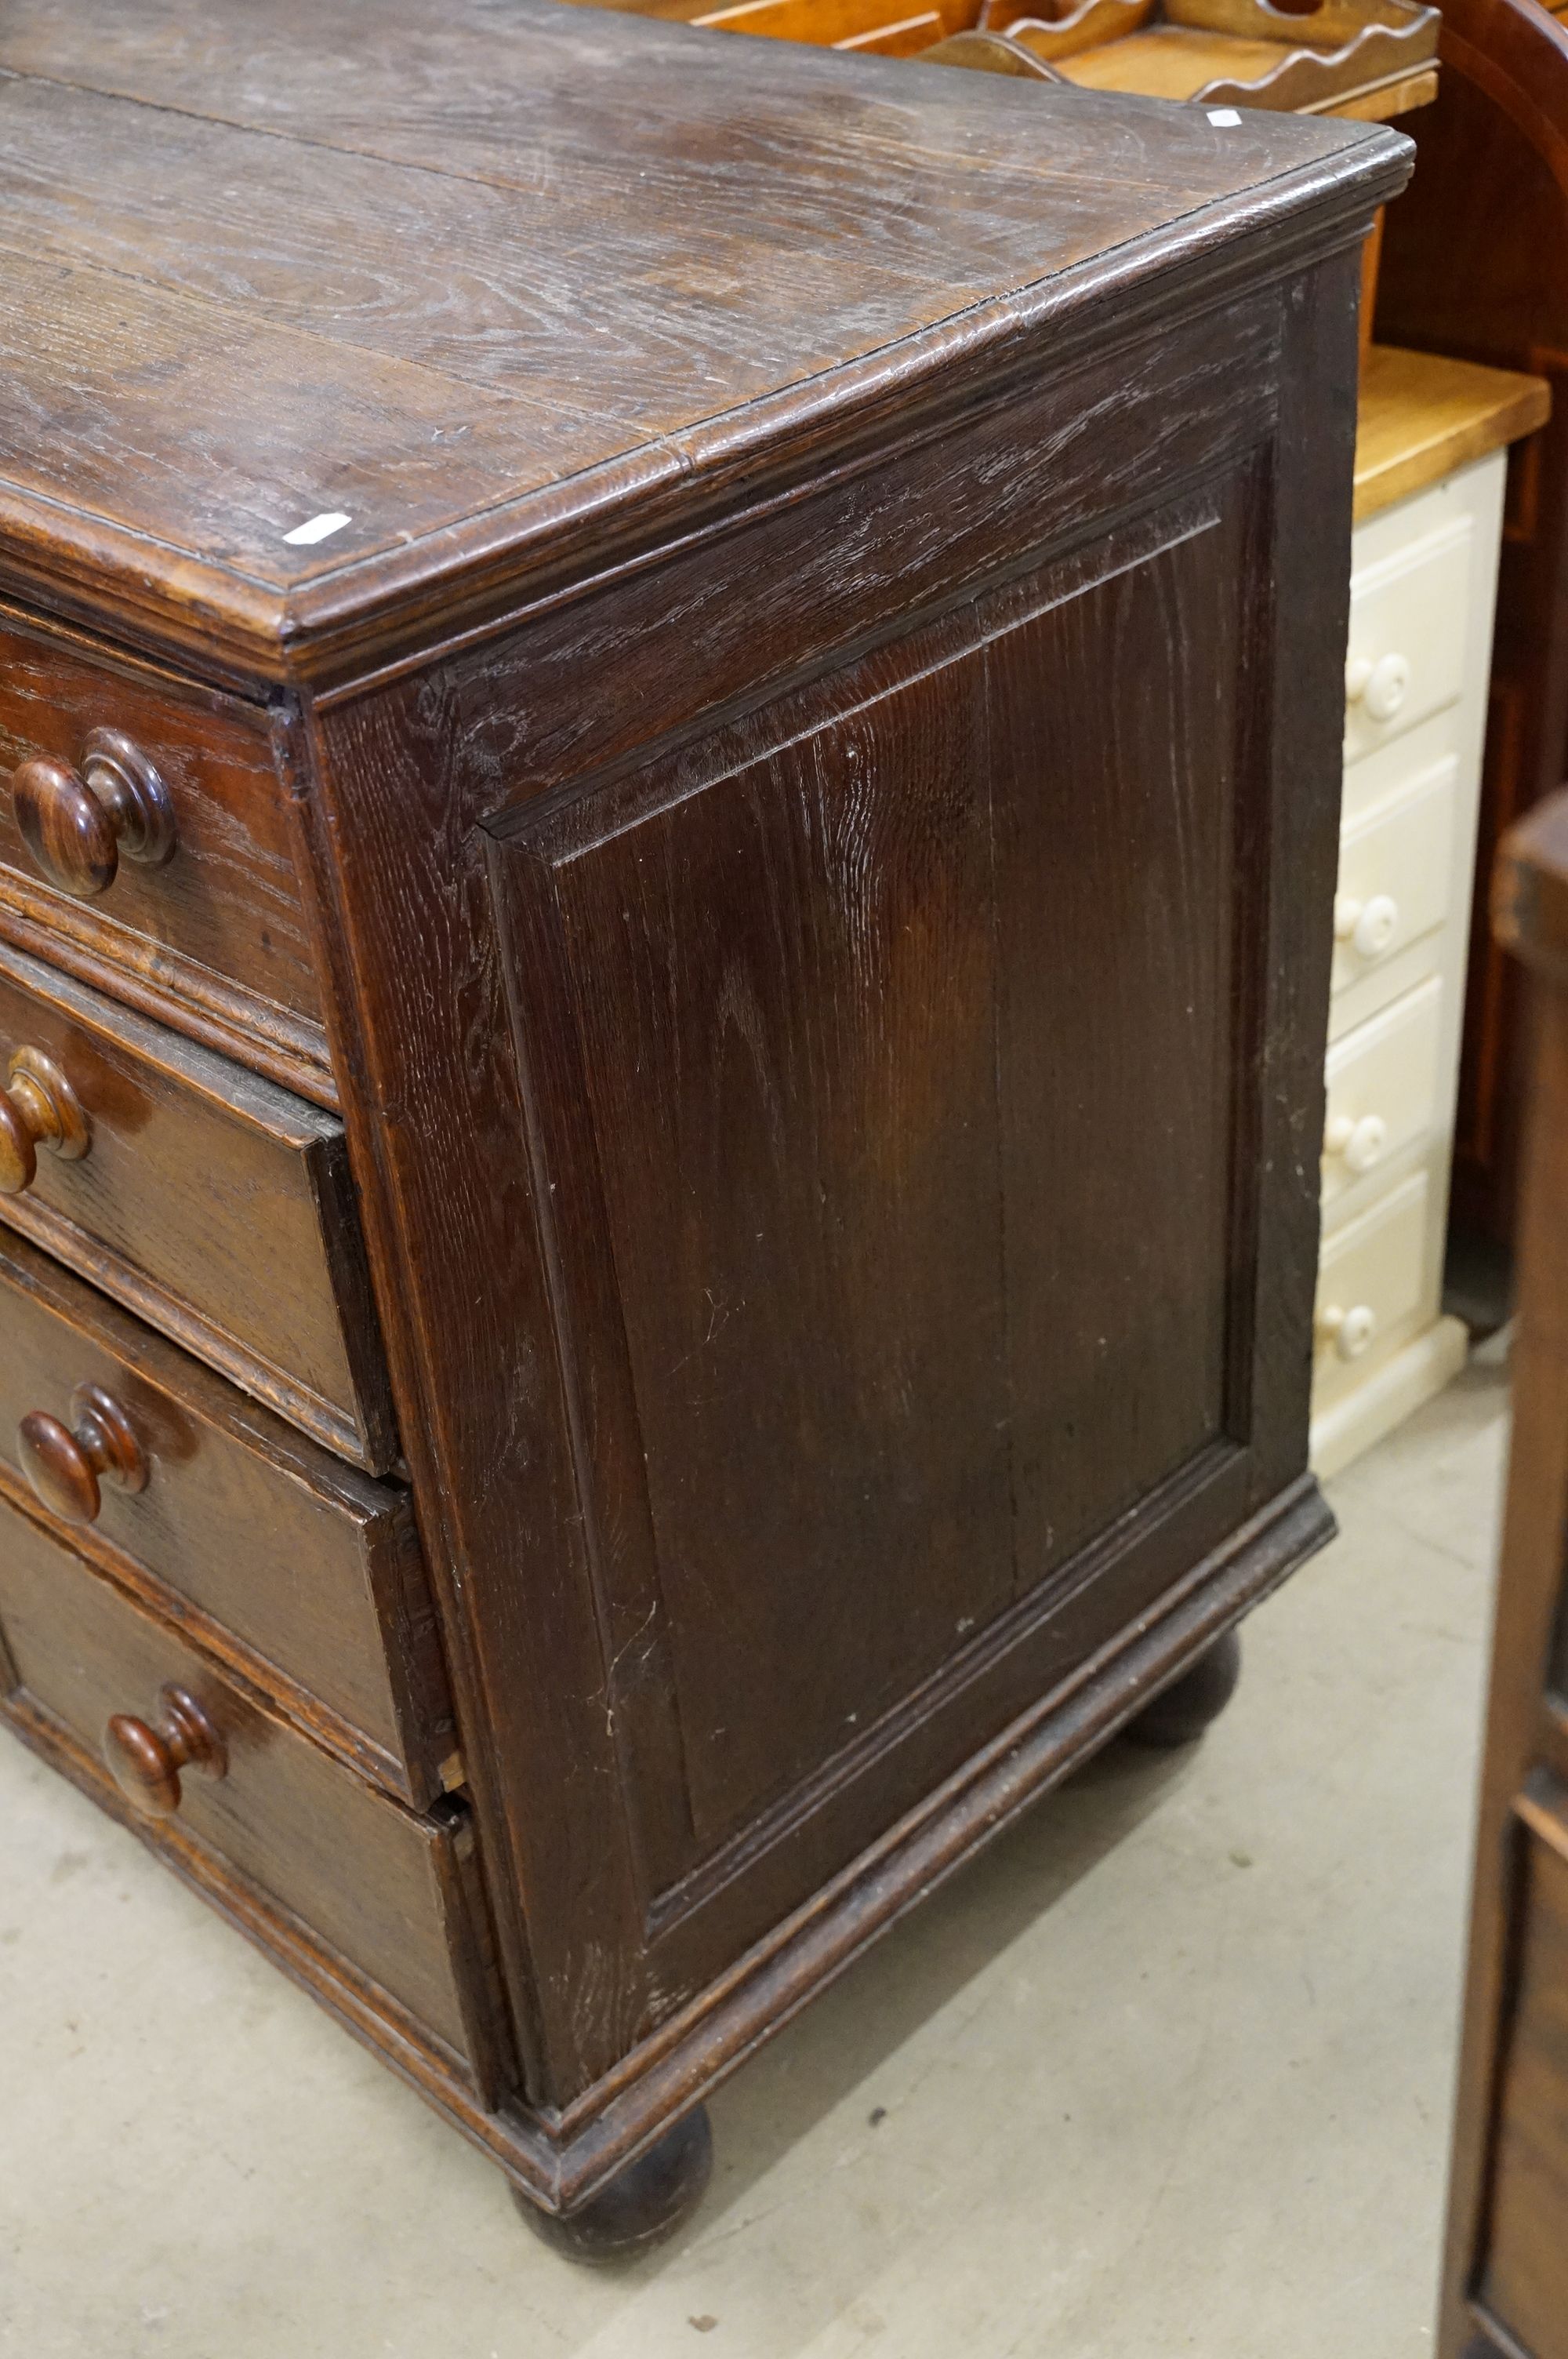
[
  {"left": 489, "top": 478, "right": 1256, "bottom": 1917},
  {"left": 547, "top": 624, "right": 1014, "bottom": 1852},
  {"left": 983, "top": 518, "right": 1239, "bottom": 1585}
]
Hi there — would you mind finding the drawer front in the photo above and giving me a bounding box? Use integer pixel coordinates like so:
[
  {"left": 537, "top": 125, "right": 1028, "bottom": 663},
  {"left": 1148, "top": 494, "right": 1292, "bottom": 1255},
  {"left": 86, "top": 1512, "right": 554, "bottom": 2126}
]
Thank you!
[
  {"left": 1331, "top": 754, "right": 1456, "bottom": 1009},
  {"left": 1312, "top": 1170, "right": 1430, "bottom": 1411},
  {"left": 0, "top": 1499, "right": 485, "bottom": 2072},
  {"left": 1321, "top": 976, "right": 1443, "bottom": 1219},
  {"left": 0, "top": 610, "right": 325, "bottom": 1040},
  {"left": 1339, "top": 700, "right": 1463, "bottom": 838},
  {"left": 0, "top": 941, "right": 394, "bottom": 1470},
  {"left": 1344, "top": 513, "right": 1472, "bottom": 769},
  {"left": 0, "top": 1227, "right": 448, "bottom": 1804}
]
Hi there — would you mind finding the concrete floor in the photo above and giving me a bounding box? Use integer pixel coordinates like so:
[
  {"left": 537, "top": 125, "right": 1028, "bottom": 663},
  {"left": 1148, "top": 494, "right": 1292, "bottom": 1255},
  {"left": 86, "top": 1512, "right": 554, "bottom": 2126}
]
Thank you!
[{"left": 0, "top": 1357, "right": 1508, "bottom": 2359}]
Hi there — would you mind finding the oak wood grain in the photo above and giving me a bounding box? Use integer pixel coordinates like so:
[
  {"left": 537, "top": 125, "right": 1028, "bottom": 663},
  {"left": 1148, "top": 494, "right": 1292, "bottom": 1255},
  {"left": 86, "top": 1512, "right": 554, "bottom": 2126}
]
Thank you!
[
  {"left": 0, "top": 940, "right": 394, "bottom": 1469},
  {"left": 0, "top": 1496, "right": 488, "bottom": 2070},
  {"left": 0, "top": 1224, "right": 449, "bottom": 1804},
  {"left": 307, "top": 297, "right": 1279, "bottom": 2097},
  {"left": 0, "top": 0, "right": 1405, "bottom": 679},
  {"left": 0, "top": 605, "right": 328, "bottom": 1063},
  {"left": 303, "top": 231, "right": 1370, "bottom": 2106},
  {"left": 0, "top": 0, "right": 1403, "bottom": 2222},
  {"left": 490, "top": 487, "right": 1248, "bottom": 1888},
  {"left": 0, "top": 1452, "right": 1330, "bottom": 2214}
]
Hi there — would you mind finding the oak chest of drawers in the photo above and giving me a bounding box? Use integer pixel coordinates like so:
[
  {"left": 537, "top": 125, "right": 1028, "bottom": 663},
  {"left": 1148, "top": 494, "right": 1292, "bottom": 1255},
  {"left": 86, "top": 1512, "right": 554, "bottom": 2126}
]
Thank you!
[{"left": 0, "top": 0, "right": 1406, "bottom": 2252}]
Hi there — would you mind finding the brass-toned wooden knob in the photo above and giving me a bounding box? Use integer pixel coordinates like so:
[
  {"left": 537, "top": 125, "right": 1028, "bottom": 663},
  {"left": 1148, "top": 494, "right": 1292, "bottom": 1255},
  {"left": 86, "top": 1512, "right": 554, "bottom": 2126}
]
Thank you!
[
  {"left": 12, "top": 729, "right": 176, "bottom": 899},
  {"left": 104, "top": 1685, "right": 226, "bottom": 1819},
  {"left": 18, "top": 1383, "right": 148, "bottom": 1524},
  {"left": 0, "top": 1046, "right": 89, "bottom": 1194}
]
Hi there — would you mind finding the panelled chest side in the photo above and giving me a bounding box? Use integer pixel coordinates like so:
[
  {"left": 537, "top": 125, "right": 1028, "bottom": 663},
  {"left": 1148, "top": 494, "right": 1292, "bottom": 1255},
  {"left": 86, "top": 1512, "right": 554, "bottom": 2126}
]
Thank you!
[{"left": 0, "top": 0, "right": 1408, "bottom": 2240}]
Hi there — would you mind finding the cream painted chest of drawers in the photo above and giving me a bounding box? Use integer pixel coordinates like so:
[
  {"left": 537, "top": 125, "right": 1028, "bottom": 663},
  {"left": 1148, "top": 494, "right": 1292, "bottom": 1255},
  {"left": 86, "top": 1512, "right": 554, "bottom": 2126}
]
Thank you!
[{"left": 1310, "top": 347, "right": 1549, "bottom": 1475}]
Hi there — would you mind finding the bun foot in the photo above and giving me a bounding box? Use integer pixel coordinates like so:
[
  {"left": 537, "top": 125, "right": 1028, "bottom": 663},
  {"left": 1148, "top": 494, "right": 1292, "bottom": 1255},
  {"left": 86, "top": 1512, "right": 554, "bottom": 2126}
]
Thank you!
[
  {"left": 514, "top": 2106, "right": 713, "bottom": 2263},
  {"left": 1123, "top": 1628, "right": 1242, "bottom": 1749}
]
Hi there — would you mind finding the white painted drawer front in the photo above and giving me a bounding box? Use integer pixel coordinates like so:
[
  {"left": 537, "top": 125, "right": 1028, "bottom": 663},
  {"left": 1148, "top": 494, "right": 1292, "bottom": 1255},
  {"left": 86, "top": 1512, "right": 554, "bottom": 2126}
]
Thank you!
[
  {"left": 1341, "top": 700, "right": 1461, "bottom": 833},
  {"left": 1321, "top": 976, "right": 1443, "bottom": 1217},
  {"left": 1331, "top": 754, "right": 1456, "bottom": 1001},
  {"left": 1312, "top": 1172, "right": 1429, "bottom": 1410},
  {"left": 1345, "top": 515, "right": 1472, "bottom": 768}
]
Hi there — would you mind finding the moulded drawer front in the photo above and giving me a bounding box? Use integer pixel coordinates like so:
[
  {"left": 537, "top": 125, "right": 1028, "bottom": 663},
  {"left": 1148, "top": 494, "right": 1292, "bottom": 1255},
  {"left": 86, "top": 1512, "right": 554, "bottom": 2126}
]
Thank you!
[
  {"left": 0, "top": 612, "right": 322, "bottom": 1025},
  {"left": 1321, "top": 976, "right": 1444, "bottom": 1216},
  {"left": 0, "top": 1227, "right": 448, "bottom": 1805},
  {"left": 0, "top": 1497, "right": 485, "bottom": 2069},
  {"left": 1331, "top": 756, "right": 1456, "bottom": 1000},
  {"left": 1312, "top": 1172, "right": 1429, "bottom": 1409},
  {"left": 0, "top": 940, "right": 394, "bottom": 1471},
  {"left": 1344, "top": 517, "right": 1472, "bottom": 768}
]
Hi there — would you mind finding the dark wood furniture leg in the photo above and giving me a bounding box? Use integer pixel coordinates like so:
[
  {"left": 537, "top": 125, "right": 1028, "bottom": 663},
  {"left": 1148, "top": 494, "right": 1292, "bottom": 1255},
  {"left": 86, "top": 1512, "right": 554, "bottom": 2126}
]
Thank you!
[
  {"left": 1123, "top": 1630, "right": 1243, "bottom": 1749},
  {"left": 512, "top": 2106, "right": 714, "bottom": 2263}
]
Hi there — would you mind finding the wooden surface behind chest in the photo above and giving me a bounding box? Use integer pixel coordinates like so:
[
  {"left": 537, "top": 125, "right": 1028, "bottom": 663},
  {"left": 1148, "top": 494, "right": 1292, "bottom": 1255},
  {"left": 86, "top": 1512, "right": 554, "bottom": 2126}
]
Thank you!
[{"left": 1439, "top": 794, "right": 1568, "bottom": 2359}]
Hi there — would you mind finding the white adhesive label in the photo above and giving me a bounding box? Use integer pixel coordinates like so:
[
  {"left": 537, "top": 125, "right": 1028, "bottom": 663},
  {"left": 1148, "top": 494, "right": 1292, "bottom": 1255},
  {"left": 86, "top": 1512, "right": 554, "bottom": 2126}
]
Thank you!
[
  {"left": 1207, "top": 107, "right": 1243, "bottom": 126},
  {"left": 282, "top": 511, "right": 351, "bottom": 547}
]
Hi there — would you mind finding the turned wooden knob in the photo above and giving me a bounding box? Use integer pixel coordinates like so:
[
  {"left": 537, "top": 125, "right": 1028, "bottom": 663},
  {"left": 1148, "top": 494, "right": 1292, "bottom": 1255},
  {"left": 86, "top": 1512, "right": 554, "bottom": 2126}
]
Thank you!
[
  {"left": 18, "top": 1383, "right": 148, "bottom": 1524},
  {"left": 12, "top": 729, "right": 176, "bottom": 899},
  {"left": 104, "top": 1685, "right": 226, "bottom": 1819},
  {"left": 0, "top": 1046, "right": 89, "bottom": 1194}
]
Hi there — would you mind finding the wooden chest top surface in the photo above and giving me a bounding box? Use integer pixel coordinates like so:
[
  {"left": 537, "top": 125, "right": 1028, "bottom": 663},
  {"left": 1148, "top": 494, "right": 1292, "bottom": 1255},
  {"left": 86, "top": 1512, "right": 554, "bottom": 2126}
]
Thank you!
[{"left": 0, "top": 0, "right": 1402, "bottom": 674}]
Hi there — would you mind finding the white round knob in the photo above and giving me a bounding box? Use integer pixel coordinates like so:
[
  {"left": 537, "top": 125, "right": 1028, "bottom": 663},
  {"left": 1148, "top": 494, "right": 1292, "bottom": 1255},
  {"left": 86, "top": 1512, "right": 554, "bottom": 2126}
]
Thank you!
[
  {"left": 1324, "top": 1112, "right": 1388, "bottom": 1174},
  {"left": 1345, "top": 650, "right": 1410, "bottom": 722},
  {"left": 1334, "top": 892, "right": 1399, "bottom": 959},
  {"left": 1353, "top": 893, "right": 1399, "bottom": 958},
  {"left": 1363, "top": 652, "right": 1410, "bottom": 722},
  {"left": 1319, "top": 1302, "right": 1377, "bottom": 1361}
]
